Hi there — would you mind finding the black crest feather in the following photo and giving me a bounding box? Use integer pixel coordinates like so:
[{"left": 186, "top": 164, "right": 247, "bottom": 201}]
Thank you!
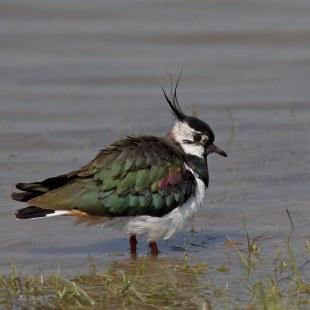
[{"left": 162, "top": 68, "right": 186, "bottom": 121}]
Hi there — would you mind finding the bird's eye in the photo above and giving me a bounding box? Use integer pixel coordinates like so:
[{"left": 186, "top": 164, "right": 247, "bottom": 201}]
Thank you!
[{"left": 193, "top": 133, "right": 202, "bottom": 142}]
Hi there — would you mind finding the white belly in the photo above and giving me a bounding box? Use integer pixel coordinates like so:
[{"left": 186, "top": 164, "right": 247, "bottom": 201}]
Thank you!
[{"left": 101, "top": 175, "right": 207, "bottom": 242}]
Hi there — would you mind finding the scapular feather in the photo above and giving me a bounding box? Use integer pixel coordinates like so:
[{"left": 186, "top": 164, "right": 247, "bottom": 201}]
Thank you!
[
  {"left": 139, "top": 191, "right": 152, "bottom": 208},
  {"left": 117, "top": 172, "right": 136, "bottom": 193},
  {"left": 165, "top": 193, "right": 175, "bottom": 207},
  {"left": 129, "top": 195, "right": 139, "bottom": 208},
  {"left": 110, "top": 163, "right": 123, "bottom": 177},
  {"left": 152, "top": 193, "right": 166, "bottom": 209}
]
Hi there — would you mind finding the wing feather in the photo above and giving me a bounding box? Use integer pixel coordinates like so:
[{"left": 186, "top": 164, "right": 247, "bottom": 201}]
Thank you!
[{"left": 23, "top": 136, "right": 196, "bottom": 217}]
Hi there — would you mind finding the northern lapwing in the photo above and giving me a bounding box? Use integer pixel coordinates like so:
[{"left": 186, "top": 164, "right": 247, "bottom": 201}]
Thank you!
[{"left": 12, "top": 80, "right": 227, "bottom": 254}]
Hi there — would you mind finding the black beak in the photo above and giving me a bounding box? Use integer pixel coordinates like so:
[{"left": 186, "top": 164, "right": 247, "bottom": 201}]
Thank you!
[{"left": 209, "top": 144, "right": 227, "bottom": 157}]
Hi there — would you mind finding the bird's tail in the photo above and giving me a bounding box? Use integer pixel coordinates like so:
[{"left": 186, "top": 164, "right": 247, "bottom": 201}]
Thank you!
[
  {"left": 11, "top": 170, "right": 80, "bottom": 202},
  {"left": 13, "top": 206, "right": 70, "bottom": 220}
]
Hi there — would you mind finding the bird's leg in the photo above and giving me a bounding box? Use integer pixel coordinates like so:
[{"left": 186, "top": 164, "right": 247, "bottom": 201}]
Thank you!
[
  {"left": 148, "top": 242, "right": 159, "bottom": 254},
  {"left": 130, "top": 235, "right": 137, "bottom": 254}
]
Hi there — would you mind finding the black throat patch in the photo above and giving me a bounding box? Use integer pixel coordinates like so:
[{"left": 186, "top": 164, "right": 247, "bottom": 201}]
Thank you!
[{"left": 185, "top": 154, "right": 209, "bottom": 188}]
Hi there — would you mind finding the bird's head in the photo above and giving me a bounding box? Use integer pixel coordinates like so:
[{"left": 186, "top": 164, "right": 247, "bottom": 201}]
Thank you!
[{"left": 163, "top": 86, "right": 227, "bottom": 160}]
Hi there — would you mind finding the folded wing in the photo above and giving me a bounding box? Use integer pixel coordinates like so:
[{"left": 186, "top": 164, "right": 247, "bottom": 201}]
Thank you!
[{"left": 13, "top": 136, "right": 196, "bottom": 219}]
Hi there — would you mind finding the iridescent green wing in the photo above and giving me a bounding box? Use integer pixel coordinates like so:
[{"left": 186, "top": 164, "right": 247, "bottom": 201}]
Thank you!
[{"left": 79, "top": 136, "right": 196, "bottom": 217}]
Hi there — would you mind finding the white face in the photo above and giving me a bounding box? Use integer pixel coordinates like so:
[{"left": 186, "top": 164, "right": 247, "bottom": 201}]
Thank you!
[{"left": 171, "top": 121, "right": 209, "bottom": 158}]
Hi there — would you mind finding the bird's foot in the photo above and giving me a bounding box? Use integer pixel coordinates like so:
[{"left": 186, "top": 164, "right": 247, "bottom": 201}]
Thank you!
[
  {"left": 130, "top": 235, "right": 137, "bottom": 254},
  {"left": 149, "top": 242, "right": 159, "bottom": 255}
]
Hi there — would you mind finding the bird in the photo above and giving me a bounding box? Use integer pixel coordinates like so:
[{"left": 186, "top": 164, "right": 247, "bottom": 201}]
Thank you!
[{"left": 11, "top": 79, "right": 227, "bottom": 254}]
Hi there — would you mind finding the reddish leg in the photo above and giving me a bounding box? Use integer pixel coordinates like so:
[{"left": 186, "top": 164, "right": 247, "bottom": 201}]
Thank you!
[
  {"left": 149, "top": 242, "right": 159, "bottom": 254},
  {"left": 130, "top": 235, "right": 137, "bottom": 254}
]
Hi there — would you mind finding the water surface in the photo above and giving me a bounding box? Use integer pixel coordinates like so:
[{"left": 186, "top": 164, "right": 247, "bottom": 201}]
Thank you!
[{"left": 0, "top": 0, "right": 310, "bottom": 296}]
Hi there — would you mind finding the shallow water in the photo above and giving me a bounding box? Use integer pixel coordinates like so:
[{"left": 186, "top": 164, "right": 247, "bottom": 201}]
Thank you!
[{"left": 0, "top": 0, "right": 310, "bottom": 300}]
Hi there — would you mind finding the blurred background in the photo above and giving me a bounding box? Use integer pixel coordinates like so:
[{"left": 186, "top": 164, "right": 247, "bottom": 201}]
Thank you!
[{"left": 0, "top": 0, "right": 310, "bottom": 274}]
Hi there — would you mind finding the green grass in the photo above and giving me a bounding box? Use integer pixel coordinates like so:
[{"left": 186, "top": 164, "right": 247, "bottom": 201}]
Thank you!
[{"left": 1, "top": 234, "right": 310, "bottom": 309}]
